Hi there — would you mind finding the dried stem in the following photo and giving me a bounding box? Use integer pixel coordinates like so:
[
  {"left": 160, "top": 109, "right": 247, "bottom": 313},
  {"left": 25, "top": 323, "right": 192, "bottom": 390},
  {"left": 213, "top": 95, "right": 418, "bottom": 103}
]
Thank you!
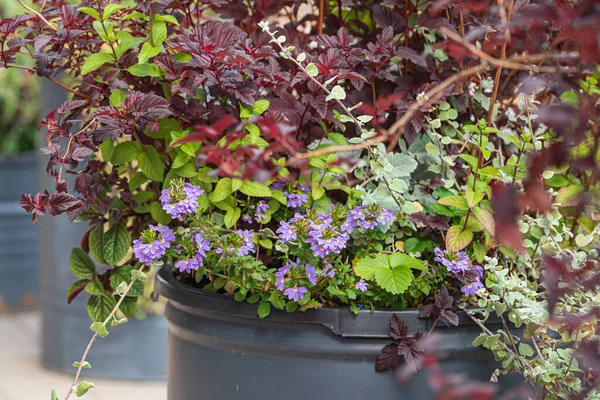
[
  {"left": 5, "top": 64, "right": 90, "bottom": 99},
  {"left": 17, "top": 0, "right": 57, "bottom": 31}
]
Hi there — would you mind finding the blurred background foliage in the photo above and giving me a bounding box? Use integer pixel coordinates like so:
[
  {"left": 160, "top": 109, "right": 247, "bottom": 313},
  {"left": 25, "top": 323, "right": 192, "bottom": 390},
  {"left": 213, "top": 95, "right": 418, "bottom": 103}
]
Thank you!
[{"left": 0, "top": 0, "right": 39, "bottom": 155}]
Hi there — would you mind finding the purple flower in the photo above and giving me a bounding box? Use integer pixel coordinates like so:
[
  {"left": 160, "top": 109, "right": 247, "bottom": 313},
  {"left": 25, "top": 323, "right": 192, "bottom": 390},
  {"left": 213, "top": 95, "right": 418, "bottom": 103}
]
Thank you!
[
  {"left": 305, "top": 264, "right": 317, "bottom": 285},
  {"left": 133, "top": 225, "right": 175, "bottom": 264},
  {"left": 275, "top": 259, "right": 298, "bottom": 291},
  {"left": 270, "top": 182, "right": 286, "bottom": 190},
  {"left": 285, "top": 192, "right": 309, "bottom": 208},
  {"left": 235, "top": 230, "right": 255, "bottom": 256},
  {"left": 461, "top": 280, "right": 483, "bottom": 296},
  {"left": 159, "top": 181, "right": 204, "bottom": 219},
  {"left": 355, "top": 279, "right": 368, "bottom": 292},
  {"left": 434, "top": 247, "right": 471, "bottom": 274},
  {"left": 307, "top": 225, "right": 349, "bottom": 258},
  {"left": 176, "top": 257, "right": 200, "bottom": 273},
  {"left": 346, "top": 205, "right": 394, "bottom": 231},
  {"left": 322, "top": 264, "right": 335, "bottom": 278},
  {"left": 277, "top": 220, "right": 297, "bottom": 242},
  {"left": 340, "top": 218, "right": 357, "bottom": 233},
  {"left": 254, "top": 200, "right": 269, "bottom": 222},
  {"left": 284, "top": 286, "right": 308, "bottom": 301},
  {"left": 298, "top": 185, "right": 311, "bottom": 193},
  {"left": 242, "top": 214, "right": 252, "bottom": 223},
  {"left": 194, "top": 232, "right": 210, "bottom": 264}
]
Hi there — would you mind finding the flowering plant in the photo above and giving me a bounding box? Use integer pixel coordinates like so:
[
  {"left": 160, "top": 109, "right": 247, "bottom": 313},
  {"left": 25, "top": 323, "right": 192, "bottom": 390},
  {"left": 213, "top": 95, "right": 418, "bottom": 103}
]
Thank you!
[{"left": 2, "top": 0, "right": 600, "bottom": 399}]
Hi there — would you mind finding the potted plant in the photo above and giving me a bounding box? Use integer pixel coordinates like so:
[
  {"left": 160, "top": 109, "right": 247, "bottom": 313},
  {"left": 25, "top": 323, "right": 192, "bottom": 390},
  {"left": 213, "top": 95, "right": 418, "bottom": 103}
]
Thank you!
[
  {"left": 0, "top": 0, "right": 39, "bottom": 311},
  {"left": 2, "top": 1, "right": 599, "bottom": 399}
]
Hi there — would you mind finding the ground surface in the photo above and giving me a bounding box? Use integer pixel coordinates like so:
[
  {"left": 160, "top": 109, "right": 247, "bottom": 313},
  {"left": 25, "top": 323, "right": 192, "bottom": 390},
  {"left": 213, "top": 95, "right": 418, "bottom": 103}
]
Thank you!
[{"left": 0, "top": 312, "right": 166, "bottom": 400}]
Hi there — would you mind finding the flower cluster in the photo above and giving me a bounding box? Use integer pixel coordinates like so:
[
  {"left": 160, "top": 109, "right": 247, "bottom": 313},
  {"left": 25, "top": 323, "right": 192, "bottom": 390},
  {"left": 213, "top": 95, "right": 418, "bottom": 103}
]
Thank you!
[
  {"left": 346, "top": 205, "right": 395, "bottom": 231},
  {"left": 159, "top": 179, "right": 204, "bottom": 220},
  {"left": 275, "top": 258, "right": 335, "bottom": 301},
  {"left": 434, "top": 248, "right": 483, "bottom": 296},
  {"left": 132, "top": 225, "right": 175, "bottom": 264}
]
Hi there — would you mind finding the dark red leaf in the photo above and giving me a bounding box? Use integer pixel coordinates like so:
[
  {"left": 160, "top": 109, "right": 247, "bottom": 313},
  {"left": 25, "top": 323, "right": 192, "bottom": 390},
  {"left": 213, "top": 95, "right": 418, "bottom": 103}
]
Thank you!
[
  {"left": 389, "top": 314, "right": 408, "bottom": 340},
  {"left": 375, "top": 343, "right": 401, "bottom": 372}
]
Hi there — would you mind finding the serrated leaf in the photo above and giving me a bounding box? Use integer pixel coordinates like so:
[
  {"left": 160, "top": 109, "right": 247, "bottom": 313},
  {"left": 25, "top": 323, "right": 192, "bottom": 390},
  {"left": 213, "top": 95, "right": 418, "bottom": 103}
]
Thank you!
[
  {"left": 224, "top": 207, "right": 241, "bottom": 228},
  {"left": 70, "top": 248, "right": 96, "bottom": 279},
  {"left": 155, "top": 14, "right": 179, "bottom": 25},
  {"left": 85, "top": 279, "right": 106, "bottom": 296},
  {"left": 252, "top": 100, "right": 270, "bottom": 115},
  {"left": 78, "top": 7, "right": 100, "bottom": 20},
  {"left": 556, "top": 184, "right": 583, "bottom": 206},
  {"left": 257, "top": 301, "right": 271, "bottom": 318},
  {"left": 103, "top": 4, "right": 126, "bottom": 20},
  {"left": 390, "top": 253, "right": 426, "bottom": 270},
  {"left": 171, "top": 151, "right": 190, "bottom": 169},
  {"left": 355, "top": 253, "right": 389, "bottom": 280},
  {"left": 150, "top": 202, "right": 172, "bottom": 224},
  {"left": 212, "top": 178, "right": 233, "bottom": 202},
  {"left": 239, "top": 181, "right": 272, "bottom": 197},
  {"left": 472, "top": 207, "right": 495, "bottom": 235},
  {"left": 138, "top": 42, "right": 161, "bottom": 64},
  {"left": 119, "top": 296, "right": 138, "bottom": 318},
  {"left": 438, "top": 195, "right": 469, "bottom": 210},
  {"left": 87, "top": 294, "right": 117, "bottom": 322},
  {"left": 151, "top": 20, "right": 167, "bottom": 47},
  {"left": 115, "top": 31, "right": 144, "bottom": 59},
  {"left": 112, "top": 141, "right": 142, "bottom": 164},
  {"left": 374, "top": 266, "right": 413, "bottom": 294},
  {"left": 81, "top": 52, "right": 114, "bottom": 75},
  {"left": 445, "top": 225, "right": 473, "bottom": 251},
  {"left": 110, "top": 266, "right": 144, "bottom": 297},
  {"left": 99, "top": 140, "right": 114, "bottom": 162},
  {"left": 103, "top": 223, "right": 131, "bottom": 265},
  {"left": 466, "top": 189, "right": 484, "bottom": 208},
  {"left": 89, "top": 226, "right": 105, "bottom": 264},
  {"left": 138, "top": 146, "right": 164, "bottom": 182},
  {"left": 109, "top": 89, "right": 126, "bottom": 107},
  {"left": 127, "top": 63, "right": 161, "bottom": 77},
  {"left": 477, "top": 166, "right": 501, "bottom": 179}
]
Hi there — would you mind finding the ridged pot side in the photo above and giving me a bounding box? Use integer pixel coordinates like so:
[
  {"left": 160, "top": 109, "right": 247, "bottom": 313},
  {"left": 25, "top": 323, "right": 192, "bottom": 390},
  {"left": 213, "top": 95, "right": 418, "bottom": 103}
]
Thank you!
[{"left": 156, "top": 268, "right": 522, "bottom": 400}]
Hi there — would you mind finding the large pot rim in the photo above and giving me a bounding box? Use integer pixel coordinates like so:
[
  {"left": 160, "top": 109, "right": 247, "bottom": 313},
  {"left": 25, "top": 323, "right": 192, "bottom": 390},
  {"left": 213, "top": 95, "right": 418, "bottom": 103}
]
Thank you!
[{"left": 155, "top": 267, "right": 484, "bottom": 338}]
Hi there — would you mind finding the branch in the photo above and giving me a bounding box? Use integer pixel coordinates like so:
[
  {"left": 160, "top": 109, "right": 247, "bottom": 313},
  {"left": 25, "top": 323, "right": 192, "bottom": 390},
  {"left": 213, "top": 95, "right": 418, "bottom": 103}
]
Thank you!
[
  {"left": 17, "top": 0, "right": 57, "bottom": 32},
  {"left": 5, "top": 64, "right": 90, "bottom": 99},
  {"left": 63, "top": 266, "right": 145, "bottom": 400}
]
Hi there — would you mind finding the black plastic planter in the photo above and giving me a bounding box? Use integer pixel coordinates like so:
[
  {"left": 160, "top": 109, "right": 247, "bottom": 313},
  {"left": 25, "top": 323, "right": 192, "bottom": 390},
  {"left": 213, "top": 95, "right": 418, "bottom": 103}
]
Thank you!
[
  {"left": 0, "top": 153, "right": 39, "bottom": 311},
  {"left": 156, "top": 268, "right": 521, "bottom": 400}
]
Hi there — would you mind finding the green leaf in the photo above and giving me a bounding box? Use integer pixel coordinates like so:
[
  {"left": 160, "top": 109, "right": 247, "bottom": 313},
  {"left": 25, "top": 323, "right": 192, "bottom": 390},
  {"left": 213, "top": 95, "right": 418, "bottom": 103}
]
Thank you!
[
  {"left": 437, "top": 195, "right": 469, "bottom": 210},
  {"left": 110, "top": 266, "right": 144, "bottom": 297},
  {"left": 128, "top": 172, "right": 148, "bottom": 191},
  {"left": 127, "top": 63, "right": 161, "bottom": 77},
  {"left": 171, "top": 151, "right": 190, "bottom": 169},
  {"left": 326, "top": 85, "right": 346, "bottom": 102},
  {"left": 354, "top": 253, "right": 389, "bottom": 280},
  {"left": 81, "top": 52, "right": 114, "bottom": 75},
  {"left": 67, "top": 279, "right": 89, "bottom": 302},
  {"left": 75, "top": 381, "right": 95, "bottom": 398},
  {"left": 155, "top": 14, "right": 179, "bottom": 25},
  {"left": 99, "top": 140, "right": 114, "bottom": 162},
  {"left": 387, "top": 153, "right": 418, "bottom": 177},
  {"left": 466, "top": 189, "right": 484, "bottom": 208},
  {"left": 458, "top": 154, "right": 478, "bottom": 169},
  {"left": 109, "top": 89, "right": 126, "bottom": 107},
  {"left": 119, "top": 296, "right": 138, "bottom": 318},
  {"left": 78, "top": 7, "right": 100, "bottom": 20},
  {"left": 138, "top": 146, "right": 164, "bottom": 182},
  {"left": 70, "top": 248, "right": 96, "bottom": 279},
  {"left": 115, "top": 31, "right": 144, "bottom": 59},
  {"left": 151, "top": 20, "right": 167, "bottom": 47},
  {"left": 390, "top": 253, "right": 426, "bottom": 270},
  {"left": 173, "top": 162, "right": 196, "bottom": 178},
  {"left": 89, "top": 226, "right": 105, "bottom": 264},
  {"left": 90, "top": 321, "right": 109, "bottom": 337},
  {"left": 103, "top": 223, "right": 131, "bottom": 265},
  {"left": 327, "top": 132, "right": 347, "bottom": 145},
  {"left": 312, "top": 186, "right": 325, "bottom": 201},
  {"left": 252, "top": 100, "right": 270, "bottom": 115},
  {"left": 560, "top": 91, "right": 579, "bottom": 106},
  {"left": 445, "top": 225, "right": 473, "bottom": 251},
  {"left": 111, "top": 141, "right": 142, "bottom": 164},
  {"left": 556, "top": 184, "right": 583, "bottom": 206},
  {"left": 123, "top": 11, "right": 150, "bottom": 21},
  {"left": 257, "top": 301, "right": 271, "bottom": 318},
  {"left": 211, "top": 178, "right": 233, "bottom": 202},
  {"left": 85, "top": 279, "right": 105, "bottom": 296},
  {"left": 103, "top": 4, "right": 126, "bottom": 20},
  {"left": 519, "top": 343, "right": 534, "bottom": 357},
  {"left": 375, "top": 266, "right": 413, "bottom": 294},
  {"left": 239, "top": 181, "right": 272, "bottom": 197},
  {"left": 138, "top": 42, "right": 162, "bottom": 64},
  {"left": 131, "top": 269, "right": 148, "bottom": 283},
  {"left": 472, "top": 207, "right": 495, "bottom": 235},
  {"left": 87, "top": 295, "right": 117, "bottom": 322},
  {"left": 51, "top": 390, "right": 59, "bottom": 400},
  {"left": 224, "top": 207, "right": 241, "bottom": 228},
  {"left": 72, "top": 361, "right": 92, "bottom": 369},
  {"left": 259, "top": 237, "right": 273, "bottom": 249},
  {"left": 150, "top": 202, "right": 172, "bottom": 224},
  {"left": 477, "top": 166, "right": 501, "bottom": 179},
  {"left": 306, "top": 63, "right": 319, "bottom": 77}
]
